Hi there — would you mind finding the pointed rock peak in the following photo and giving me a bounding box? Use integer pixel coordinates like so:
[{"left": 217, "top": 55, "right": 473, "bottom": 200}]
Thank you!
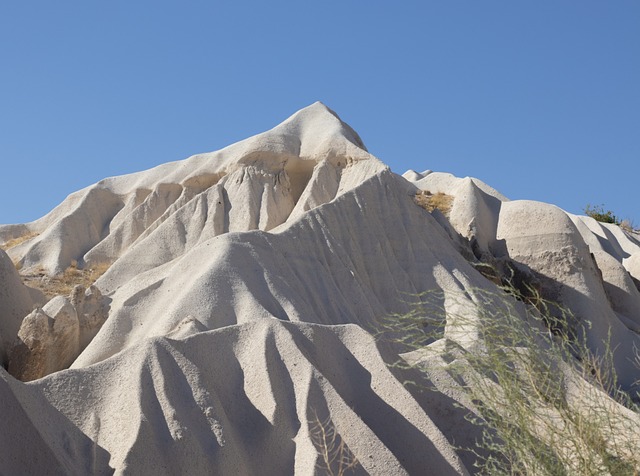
[
  {"left": 403, "top": 170, "right": 429, "bottom": 181},
  {"left": 282, "top": 101, "right": 342, "bottom": 126},
  {"left": 166, "top": 316, "right": 209, "bottom": 341},
  {"left": 276, "top": 101, "right": 368, "bottom": 153},
  {"left": 454, "top": 176, "right": 509, "bottom": 202},
  {"left": 458, "top": 176, "right": 483, "bottom": 194},
  {"left": 296, "top": 100, "right": 334, "bottom": 115}
]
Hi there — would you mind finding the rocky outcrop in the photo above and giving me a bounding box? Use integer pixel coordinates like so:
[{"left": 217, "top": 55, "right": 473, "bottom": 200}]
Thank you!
[
  {"left": 7, "top": 285, "right": 108, "bottom": 381},
  {"left": 0, "top": 249, "right": 44, "bottom": 365},
  {"left": 2, "top": 102, "right": 374, "bottom": 276},
  {"left": 0, "top": 103, "right": 639, "bottom": 474}
]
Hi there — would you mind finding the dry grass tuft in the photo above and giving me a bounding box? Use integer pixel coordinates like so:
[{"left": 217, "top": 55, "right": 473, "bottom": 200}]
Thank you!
[
  {"left": 22, "top": 261, "right": 112, "bottom": 300},
  {"left": 310, "top": 410, "right": 359, "bottom": 475},
  {"left": 0, "top": 232, "right": 39, "bottom": 251},
  {"left": 379, "top": 287, "right": 640, "bottom": 475},
  {"left": 619, "top": 219, "right": 638, "bottom": 234},
  {"left": 414, "top": 190, "right": 454, "bottom": 217}
]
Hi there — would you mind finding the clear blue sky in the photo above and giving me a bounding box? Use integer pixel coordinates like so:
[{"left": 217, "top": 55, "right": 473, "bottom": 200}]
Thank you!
[{"left": 1, "top": 2, "right": 639, "bottom": 225}]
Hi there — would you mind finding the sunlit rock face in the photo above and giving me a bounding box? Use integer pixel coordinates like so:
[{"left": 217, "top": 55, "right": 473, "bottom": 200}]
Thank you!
[{"left": 1, "top": 103, "right": 638, "bottom": 475}]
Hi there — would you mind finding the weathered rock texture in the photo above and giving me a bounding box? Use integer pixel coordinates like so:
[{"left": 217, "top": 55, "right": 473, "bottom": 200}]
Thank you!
[
  {"left": 7, "top": 285, "right": 108, "bottom": 381},
  {"left": 0, "top": 103, "right": 638, "bottom": 475},
  {"left": 0, "top": 249, "right": 44, "bottom": 365}
]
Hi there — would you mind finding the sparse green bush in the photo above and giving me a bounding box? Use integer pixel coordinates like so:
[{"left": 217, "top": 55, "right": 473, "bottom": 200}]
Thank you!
[
  {"left": 379, "top": 285, "right": 640, "bottom": 475},
  {"left": 584, "top": 204, "right": 620, "bottom": 225},
  {"left": 584, "top": 204, "right": 638, "bottom": 233}
]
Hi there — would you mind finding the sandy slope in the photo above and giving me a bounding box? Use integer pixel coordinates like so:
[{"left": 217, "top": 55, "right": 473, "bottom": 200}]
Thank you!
[
  {"left": 22, "top": 320, "right": 474, "bottom": 475},
  {"left": 1, "top": 103, "right": 639, "bottom": 474}
]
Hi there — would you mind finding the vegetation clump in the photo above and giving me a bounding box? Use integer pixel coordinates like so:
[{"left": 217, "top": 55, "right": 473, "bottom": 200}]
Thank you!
[
  {"left": 22, "top": 261, "right": 111, "bottom": 300},
  {"left": 584, "top": 204, "right": 638, "bottom": 234},
  {"left": 584, "top": 204, "right": 620, "bottom": 225},
  {"left": 0, "top": 231, "right": 39, "bottom": 251},
  {"left": 414, "top": 190, "right": 454, "bottom": 217},
  {"left": 310, "top": 410, "right": 359, "bottom": 476},
  {"left": 619, "top": 219, "right": 638, "bottom": 234},
  {"left": 379, "top": 286, "right": 640, "bottom": 475}
]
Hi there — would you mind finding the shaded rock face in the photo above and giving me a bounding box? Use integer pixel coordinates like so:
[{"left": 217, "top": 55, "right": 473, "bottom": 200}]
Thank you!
[
  {"left": 0, "top": 367, "right": 113, "bottom": 476},
  {"left": 7, "top": 285, "right": 108, "bottom": 381},
  {"left": 0, "top": 249, "right": 45, "bottom": 365}
]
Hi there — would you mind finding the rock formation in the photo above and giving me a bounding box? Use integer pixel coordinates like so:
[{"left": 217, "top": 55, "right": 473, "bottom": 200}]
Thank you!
[
  {"left": 0, "top": 102, "right": 638, "bottom": 474},
  {"left": 0, "top": 249, "right": 44, "bottom": 365},
  {"left": 7, "top": 285, "right": 108, "bottom": 381}
]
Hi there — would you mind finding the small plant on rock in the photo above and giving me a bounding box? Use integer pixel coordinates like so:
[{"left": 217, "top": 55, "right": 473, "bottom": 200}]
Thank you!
[
  {"left": 414, "top": 190, "right": 454, "bottom": 217},
  {"left": 0, "top": 231, "right": 39, "bottom": 251},
  {"left": 378, "top": 286, "right": 640, "bottom": 475},
  {"left": 619, "top": 219, "right": 638, "bottom": 234},
  {"left": 584, "top": 204, "right": 620, "bottom": 225},
  {"left": 310, "top": 410, "right": 359, "bottom": 476},
  {"left": 22, "top": 261, "right": 112, "bottom": 300}
]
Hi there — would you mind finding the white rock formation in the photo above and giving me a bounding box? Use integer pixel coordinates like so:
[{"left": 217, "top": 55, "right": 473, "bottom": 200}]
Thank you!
[
  {"left": 0, "top": 102, "right": 638, "bottom": 474},
  {"left": 0, "top": 249, "right": 44, "bottom": 364},
  {"left": 1, "top": 102, "right": 372, "bottom": 276},
  {"left": 8, "top": 285, "right": 107, "bottom": 381},
  {"left": 407, "top": 173, "right": 640, "bottom": 390}
]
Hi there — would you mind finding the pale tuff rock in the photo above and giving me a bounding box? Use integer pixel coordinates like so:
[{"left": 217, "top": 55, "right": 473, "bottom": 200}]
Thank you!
[
  {"left": 0, "top": 367, "right": 112, "bottom": 475},
  {"left": 39, "top": 320, "right": 470, "bottom": 475},
  {"left": 7, "top": 285, "right": 108, "bottom": 381},
  {"left": 406, "top": 171, "right": 507, "bottom": 261},
  {"left": 0, "top": 249, "right": 44, "bottom": 365},
  {"left": 496, "top": 201, "right": 640, "bottom": 388},
  {"left": 624, "top": 252, "right": 640, "bottom": 282},
  {"left": 405, "top": 169, "right": 640, "bottom": 389},
  {"left": 407, "top": 170, "right": 508, "bottom": 202},
  {"left": 8, "top": 299, "right": 78, "bottom": 382},
  {"left": 0, "top": 103, "right": 638, "bottom": 474},
  {"left": 75, "top": 168, "right": 482, "bottom": 368},
  {"left": 3, "top": 102, "right": 374, "bottom": 276},
  {"left": 83, "top": 183, "right": 188, "bottom": 265},
  {"left": 401, "top": 169, "right": 429, "bottom": 181},
  {"left": 447, "top": 178, "right": 503, "bottom": 260},
  {"left": 71, "top": 284, "right": 110, "bottom": 349}
]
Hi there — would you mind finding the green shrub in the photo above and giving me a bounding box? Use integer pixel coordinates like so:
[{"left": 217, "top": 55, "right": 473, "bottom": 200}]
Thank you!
[
  {"left": 584, "top": 204, "right": 620, "bottom": 225},
  {"left": 379, "top": 286, "right": 640, "bottom": 475}
]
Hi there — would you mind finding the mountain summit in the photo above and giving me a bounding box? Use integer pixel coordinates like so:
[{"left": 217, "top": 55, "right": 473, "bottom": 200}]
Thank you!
[{"left": 0, "top": 102, "right": 381, "bottom": 277}]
